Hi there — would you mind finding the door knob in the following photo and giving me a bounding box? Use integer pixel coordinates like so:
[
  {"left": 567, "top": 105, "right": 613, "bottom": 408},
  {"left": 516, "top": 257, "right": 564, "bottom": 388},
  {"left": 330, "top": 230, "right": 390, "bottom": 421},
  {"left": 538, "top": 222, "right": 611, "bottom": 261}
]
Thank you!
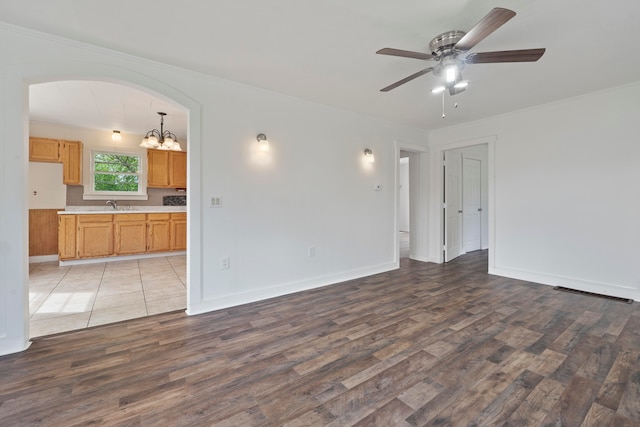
[
  {"left": 477, "top": 208, "right": 482, "bottom": 212},
  {"left": 458, "top": 210, "right": 463, "bottom": 214}
]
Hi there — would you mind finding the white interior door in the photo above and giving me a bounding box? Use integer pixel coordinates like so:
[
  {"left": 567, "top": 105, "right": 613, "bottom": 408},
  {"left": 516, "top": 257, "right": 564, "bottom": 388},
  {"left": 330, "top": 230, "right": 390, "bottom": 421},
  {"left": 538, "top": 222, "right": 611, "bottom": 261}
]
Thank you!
[
  {"left": 444, "top": 151, "right": 463, "bottom": 262},
  {"left": 463, "top": 157, "right": 482, "bottom": 252}
]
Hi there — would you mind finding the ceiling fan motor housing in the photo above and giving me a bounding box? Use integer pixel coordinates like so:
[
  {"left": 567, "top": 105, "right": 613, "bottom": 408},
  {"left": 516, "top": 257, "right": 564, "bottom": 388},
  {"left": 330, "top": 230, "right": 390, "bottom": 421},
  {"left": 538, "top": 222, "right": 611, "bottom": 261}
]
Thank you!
[{"left": 429, "top": 30, "right": 466, "bottom": 58}]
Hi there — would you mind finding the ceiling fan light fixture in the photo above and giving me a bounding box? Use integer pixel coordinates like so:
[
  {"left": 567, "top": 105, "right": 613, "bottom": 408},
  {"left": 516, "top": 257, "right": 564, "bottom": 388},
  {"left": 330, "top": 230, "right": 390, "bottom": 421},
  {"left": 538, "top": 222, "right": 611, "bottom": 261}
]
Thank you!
[
  {"left": 454, "top": 80, "right": 469, "bottom": 89},
  {"left": 445, "top": 66, "right": 458, "bottom": 83},
  {"left": 431, "top": 85, "right": 446, "bottom": 94},
  {"left": 376, "top": 7, "right": 545, "bottom": 96}
]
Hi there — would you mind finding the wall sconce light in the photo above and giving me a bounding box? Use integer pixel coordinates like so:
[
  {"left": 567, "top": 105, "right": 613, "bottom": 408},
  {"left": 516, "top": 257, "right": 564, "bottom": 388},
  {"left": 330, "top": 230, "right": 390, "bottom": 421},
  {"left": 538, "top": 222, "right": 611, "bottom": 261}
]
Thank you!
[
  {"left": 257, "top": 133, "right": 269, "bottom": 151},
  {"left": 111, "top": 130, "right": 122, "bottom": 142},
  {"left": 364, "top": 148, "right": 375, "bottom": 163}
]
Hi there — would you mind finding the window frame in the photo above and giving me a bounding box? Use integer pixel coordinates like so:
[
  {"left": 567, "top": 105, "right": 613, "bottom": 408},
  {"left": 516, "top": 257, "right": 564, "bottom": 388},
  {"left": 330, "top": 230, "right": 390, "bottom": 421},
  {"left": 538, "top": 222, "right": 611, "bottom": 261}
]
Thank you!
[{"left": 83, "top": 148, "right": 148, "bottom": 200}]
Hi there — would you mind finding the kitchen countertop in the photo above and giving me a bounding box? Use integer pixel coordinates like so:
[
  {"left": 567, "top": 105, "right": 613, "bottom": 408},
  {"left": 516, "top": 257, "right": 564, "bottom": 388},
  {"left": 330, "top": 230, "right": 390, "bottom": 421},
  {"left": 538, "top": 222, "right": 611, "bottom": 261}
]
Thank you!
[{"left": 58, "top": 206, "right": 186, "bottom": 214}]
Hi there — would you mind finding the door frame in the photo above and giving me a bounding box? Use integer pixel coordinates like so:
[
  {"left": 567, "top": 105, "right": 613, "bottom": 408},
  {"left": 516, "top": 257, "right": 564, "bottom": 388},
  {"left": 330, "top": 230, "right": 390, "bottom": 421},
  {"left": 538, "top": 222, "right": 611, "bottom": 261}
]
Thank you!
[
  {"left": 429, "top": 136, "right": 496, "bottom": 269},
  {"left": 394, "top": 141, "right": 429, "bottom": 264}
]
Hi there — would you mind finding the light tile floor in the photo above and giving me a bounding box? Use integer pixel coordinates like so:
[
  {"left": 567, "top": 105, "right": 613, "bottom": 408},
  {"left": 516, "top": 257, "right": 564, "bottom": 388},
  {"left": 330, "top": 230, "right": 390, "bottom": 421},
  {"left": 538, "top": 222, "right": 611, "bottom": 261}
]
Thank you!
[{"left": 28, "top": 255, "right": 186, "bottom": 338}]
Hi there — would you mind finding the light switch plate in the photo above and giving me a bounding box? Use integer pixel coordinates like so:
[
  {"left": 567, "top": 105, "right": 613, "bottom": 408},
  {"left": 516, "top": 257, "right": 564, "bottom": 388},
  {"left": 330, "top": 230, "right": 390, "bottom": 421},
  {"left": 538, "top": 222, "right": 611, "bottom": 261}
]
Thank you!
[{"left": 210, "top": 196, "right": 222, "bottom": 207}]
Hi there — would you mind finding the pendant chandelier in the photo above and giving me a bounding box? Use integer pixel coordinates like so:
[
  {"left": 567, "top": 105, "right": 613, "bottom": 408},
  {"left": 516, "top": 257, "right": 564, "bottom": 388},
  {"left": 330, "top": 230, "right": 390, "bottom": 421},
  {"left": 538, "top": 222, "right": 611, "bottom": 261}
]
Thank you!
[{"left": 139, "top": 112, "right": 182, "bottom": 151}]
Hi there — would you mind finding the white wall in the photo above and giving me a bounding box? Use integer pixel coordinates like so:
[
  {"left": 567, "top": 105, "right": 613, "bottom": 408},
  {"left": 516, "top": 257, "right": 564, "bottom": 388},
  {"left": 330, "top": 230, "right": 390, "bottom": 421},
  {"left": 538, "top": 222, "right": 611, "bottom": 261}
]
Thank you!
[
  {"left": 430, "top": 82, "right": 640, "bottom": 300},
  {"left": 0, "top": 24, "right": 427, "bottom": 355}
]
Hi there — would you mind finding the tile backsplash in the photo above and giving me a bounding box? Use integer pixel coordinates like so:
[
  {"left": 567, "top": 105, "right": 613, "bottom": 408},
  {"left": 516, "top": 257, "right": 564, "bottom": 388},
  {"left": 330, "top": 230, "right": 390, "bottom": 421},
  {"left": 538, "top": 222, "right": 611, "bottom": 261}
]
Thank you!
[
  {"left": 66, "top": 186, "right": 186, "bottom": 206},
  {"left": 163, "top": 195, "right": 187, "bottom": 206}
]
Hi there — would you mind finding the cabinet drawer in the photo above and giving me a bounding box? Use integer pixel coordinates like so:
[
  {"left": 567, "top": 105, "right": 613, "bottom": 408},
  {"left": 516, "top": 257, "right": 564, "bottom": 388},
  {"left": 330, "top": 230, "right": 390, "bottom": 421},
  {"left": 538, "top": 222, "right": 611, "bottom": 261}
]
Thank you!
[
  {"left": 148, "top": 213, "right": 171, "bottom": 221},
  {"left": 77, "top": 214, "right": 113, "bottom": 223},
  {"left": 114, "top": 213, "right": 147, "bottom": 222},
  {"left": 170, "top": 213, "right": 186, "bottom": 220}
]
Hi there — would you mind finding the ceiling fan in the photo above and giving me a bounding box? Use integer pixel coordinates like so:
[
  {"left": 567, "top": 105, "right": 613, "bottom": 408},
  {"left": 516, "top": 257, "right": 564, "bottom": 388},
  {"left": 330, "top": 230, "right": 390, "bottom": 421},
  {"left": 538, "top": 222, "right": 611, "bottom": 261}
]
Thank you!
[{"left": 377, "top": 7, "right": 545, "bottom": 95}]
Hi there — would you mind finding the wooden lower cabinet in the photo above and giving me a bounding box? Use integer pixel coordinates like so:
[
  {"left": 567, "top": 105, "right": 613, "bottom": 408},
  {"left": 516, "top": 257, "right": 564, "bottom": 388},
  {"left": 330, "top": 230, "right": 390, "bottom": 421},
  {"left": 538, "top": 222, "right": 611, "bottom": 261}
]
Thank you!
[
  {"left": 77, "top": 215, "right": 114, "bottom": 258},
  {"left": 58, "top": 212, "right": 185, "bottom": 260},
  {"left": 147, "top": 214, "right": 172, "bottom": 252},
  {"left": 170, "top": 213, "right": 187, "bottom": 250},
  {"left": 114, "top": 214, "right": 147, "bottom": 255},
  {"left": 58, "top": 214, "right": 77, "bottom": 260}
]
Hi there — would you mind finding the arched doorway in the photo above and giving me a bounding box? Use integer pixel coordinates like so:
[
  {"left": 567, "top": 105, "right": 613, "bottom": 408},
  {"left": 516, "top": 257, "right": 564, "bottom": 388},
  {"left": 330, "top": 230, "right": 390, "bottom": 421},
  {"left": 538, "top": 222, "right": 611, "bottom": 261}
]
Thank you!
[
  {"left": 28, "top": 80, "right": 189, "bottom": 337},
  {"left": 1, "top": 63, "right": 202, "bottom": 355}
]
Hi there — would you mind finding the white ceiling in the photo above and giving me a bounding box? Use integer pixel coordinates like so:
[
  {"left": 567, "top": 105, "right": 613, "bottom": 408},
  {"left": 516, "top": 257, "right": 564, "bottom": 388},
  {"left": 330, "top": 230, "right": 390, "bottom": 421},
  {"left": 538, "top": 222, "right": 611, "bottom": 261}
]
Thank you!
[
  {"left": 3, "top": 0, "right": 640, "bottom": 136},
  {"left": 29, "top": 81, "right": 189, "bottom": 141}
]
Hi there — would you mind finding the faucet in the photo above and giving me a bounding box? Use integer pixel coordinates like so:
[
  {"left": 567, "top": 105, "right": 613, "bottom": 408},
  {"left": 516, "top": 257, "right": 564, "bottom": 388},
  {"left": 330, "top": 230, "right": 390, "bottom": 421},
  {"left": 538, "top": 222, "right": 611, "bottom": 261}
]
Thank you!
[{"left": 106, "top": 200, "right": 118, "bottom": 210}]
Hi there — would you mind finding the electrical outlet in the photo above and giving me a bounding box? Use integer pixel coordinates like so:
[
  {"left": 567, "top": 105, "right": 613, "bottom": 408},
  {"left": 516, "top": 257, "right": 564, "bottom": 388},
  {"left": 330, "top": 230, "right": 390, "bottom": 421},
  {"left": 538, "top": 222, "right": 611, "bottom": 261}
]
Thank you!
[
  {"left": 220, "top": 256, "right": 230, "bottom": 269},
  {"left": 308, "top": 246, "right": 316, "bottom": 257}
]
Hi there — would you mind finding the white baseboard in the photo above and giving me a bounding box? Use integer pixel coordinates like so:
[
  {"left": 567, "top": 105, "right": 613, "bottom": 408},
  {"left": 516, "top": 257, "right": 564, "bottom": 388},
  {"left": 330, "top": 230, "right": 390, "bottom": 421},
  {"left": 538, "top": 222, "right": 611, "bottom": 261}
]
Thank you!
[
  {"left": 29, "top": 255, "right": 58, "bottom": 264},
  {"left": 490, "top": 266, "right": 639, "bottom": 302},
  {"left": 0, "top": 337, "right": 31, "bottom": 357},
  {"left": 59, "top": 251, "right": 186, "bottom": 266},
  {"left": 409, "top": 253, "right": 431, "bottom": 263},
  {"left": 187, "top": 261, "right": 398, "bottom": 316}
]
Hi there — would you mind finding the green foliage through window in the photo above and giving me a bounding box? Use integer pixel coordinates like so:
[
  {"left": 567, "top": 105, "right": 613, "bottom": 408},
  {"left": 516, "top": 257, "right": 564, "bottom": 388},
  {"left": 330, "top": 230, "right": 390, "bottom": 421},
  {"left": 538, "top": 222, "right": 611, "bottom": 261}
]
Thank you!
[{"left": 93, "top": 152, "right": 140, "bottom": 192}]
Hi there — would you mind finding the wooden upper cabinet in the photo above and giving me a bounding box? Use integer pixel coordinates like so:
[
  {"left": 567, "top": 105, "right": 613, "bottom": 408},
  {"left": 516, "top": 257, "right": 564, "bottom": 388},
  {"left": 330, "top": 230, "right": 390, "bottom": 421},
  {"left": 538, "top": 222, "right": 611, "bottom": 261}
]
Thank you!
[
  {"left": 169, "top": 151, "right": 187, "bottom": 188},
  {"left": 147, "top": 150, "right": 170, "bottom": 187},
  {"left": 147, "top": 149, "right": 186, "bottom": 188},
  {"left": 60, "top": 140, "right": 82, "bottom": 185},
  {"left": 29, "top": 137, "right": 83, "bottom": 185},
  {"left": 29, "top": 137, "right": 60, "bottom": 162}
]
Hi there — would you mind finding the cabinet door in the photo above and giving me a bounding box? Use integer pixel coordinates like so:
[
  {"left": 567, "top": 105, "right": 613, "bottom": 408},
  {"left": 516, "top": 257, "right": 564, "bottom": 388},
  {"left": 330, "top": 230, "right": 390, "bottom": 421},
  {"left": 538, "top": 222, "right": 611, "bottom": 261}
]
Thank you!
[
  {"left": 148, "top": 221, "right": 171, "bottom": 252},
  {"left": 61, "top": 140, "right": 83, "bottom": 185},
  {"left": 58, "top": 215, "right": 77, "bottom": 260},
  {"left": 170, "top": 213, "right": 187, "bottom": 250},
  {"left": 29, "top": 137, "right": 60, "bottom": 162},
  {"left": 77, "top": 215, "right": 113, "bottom": 258},
  {"left": 114, "top": 214, "right": 147, "bottom": 255},
  {"left": 147, "top": 149, "right": 170, "bottom": 187},
  {"left": 169, "top": 152, "right": 187, "bottom": 188}
]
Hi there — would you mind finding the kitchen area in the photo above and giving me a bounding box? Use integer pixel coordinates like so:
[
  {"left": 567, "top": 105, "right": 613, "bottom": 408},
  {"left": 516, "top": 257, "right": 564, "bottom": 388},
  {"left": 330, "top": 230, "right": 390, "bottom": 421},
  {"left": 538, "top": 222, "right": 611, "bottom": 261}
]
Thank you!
[{"left": 28, "top": 81, "right": 189, "bottom": 338}]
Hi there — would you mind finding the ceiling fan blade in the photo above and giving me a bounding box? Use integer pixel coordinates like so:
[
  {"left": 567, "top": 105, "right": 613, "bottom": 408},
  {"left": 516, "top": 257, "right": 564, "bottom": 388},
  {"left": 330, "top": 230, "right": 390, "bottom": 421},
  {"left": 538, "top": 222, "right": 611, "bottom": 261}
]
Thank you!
[
  {"left": 454, "top": 8, "right": 516, "bottom": 52},
  {"left": 380, "top": 67, "right": 434, "bottom": 92},
  {"left": 465, "top": 48, "right": 545, "bottom": 64},
  {"left": 376, "top": 48, "right": 433, "bottom": 61}
]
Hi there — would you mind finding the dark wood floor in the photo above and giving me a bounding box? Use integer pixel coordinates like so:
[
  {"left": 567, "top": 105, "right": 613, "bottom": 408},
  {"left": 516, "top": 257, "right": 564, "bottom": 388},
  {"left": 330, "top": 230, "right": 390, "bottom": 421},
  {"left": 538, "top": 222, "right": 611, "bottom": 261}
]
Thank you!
[{"left": 2, "top": 251, "right": 640, "bottom": 426}]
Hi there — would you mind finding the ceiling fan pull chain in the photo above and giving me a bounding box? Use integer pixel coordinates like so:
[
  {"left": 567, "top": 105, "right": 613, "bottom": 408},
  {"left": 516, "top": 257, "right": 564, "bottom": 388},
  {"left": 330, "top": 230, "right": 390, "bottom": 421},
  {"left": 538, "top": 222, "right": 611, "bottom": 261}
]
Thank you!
[{"left": 442, "top": 91, "right": 446, "bottom": 118}]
